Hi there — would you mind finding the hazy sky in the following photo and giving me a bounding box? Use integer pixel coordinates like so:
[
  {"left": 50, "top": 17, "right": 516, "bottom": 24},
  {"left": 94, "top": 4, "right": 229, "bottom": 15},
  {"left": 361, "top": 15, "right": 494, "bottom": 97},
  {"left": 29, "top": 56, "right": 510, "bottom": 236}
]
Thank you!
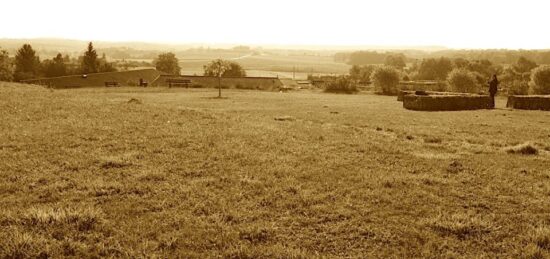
[{"left": 1, "top": 0, "right": 548, "bottom": 49}]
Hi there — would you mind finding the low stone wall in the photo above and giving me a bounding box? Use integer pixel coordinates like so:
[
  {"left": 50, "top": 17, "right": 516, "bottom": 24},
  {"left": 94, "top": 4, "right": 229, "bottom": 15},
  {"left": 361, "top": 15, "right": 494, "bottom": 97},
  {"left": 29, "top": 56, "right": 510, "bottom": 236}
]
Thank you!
[
  {"left": 506, "top": 95, "right": 550, "bottom": 111},
  {"left": 403, "top": 94, "right": 493, "bottom": 111},
  {"left": 398, "top": 91, "right": 476, "bottom": 101},
  {"left": 152, "top": 75, "right": 283, "bottom": 91}
]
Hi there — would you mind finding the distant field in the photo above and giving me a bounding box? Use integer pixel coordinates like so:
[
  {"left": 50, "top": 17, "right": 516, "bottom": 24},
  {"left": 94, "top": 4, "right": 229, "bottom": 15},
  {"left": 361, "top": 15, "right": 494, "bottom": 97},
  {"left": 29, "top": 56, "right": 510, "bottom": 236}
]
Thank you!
[
  {"left": 175, "top": 52, "right": 350, "bottom": 78},
  {"left": 1, "top": 83, "right": 550, "bottom": 257},
  {"left": 121, "top": 52, "right": 349, "bottom": 78}
]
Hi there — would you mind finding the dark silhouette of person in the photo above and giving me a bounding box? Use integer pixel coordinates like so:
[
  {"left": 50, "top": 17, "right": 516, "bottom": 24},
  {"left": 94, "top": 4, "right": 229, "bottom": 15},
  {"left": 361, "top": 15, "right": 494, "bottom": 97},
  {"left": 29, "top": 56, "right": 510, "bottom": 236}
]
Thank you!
[{"left": 488, "top": 74, "right": 499, "bottom": 108}]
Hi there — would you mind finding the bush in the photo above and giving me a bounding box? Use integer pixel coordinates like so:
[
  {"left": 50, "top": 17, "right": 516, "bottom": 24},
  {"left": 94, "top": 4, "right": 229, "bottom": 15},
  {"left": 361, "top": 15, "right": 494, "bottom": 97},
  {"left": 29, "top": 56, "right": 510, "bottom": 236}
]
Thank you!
[
  {"left": 447, "top": 69, "right": 479, "bottom": 93},
  {"left": 371, "top": 66, "right": 400, "bottom": 95},
  {"left": 508, "top": 80, "right": 529, "bottom": 95},
  {"left": 529, "top": 66, "right": 550, "bottom": 95},
  {"left": 324, "top": 76, "right": 357, "bottom": 93}
]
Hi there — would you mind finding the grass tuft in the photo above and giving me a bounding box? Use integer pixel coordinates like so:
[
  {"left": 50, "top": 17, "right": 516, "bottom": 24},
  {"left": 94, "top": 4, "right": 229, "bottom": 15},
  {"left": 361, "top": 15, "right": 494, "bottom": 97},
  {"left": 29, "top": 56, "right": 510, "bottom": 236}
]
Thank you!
[
  {"left": 532, "top": 225, "right": 550, "bottom": 250},
  {"left": 423, "top": 213, "right": 495, "bottom": 239},
  {"left": 22, "top": 206, "right": 103, "bottom": 231}
]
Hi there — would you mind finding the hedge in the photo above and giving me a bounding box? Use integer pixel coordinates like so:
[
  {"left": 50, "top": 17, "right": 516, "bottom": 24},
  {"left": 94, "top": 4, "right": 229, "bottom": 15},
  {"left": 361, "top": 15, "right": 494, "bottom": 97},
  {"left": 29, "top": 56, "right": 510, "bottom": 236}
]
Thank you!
[
  {"left": 506, "top": 95, "right": 550, "bottom": 111},
  {"left": 403, "top": 94, "right": 493, "bottom": 111}
]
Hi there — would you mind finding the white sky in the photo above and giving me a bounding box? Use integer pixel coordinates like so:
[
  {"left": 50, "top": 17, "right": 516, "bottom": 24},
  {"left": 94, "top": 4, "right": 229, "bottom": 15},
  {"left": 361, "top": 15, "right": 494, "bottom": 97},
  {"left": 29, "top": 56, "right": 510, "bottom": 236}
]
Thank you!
[{"left": 1, "top": 0, "right": 549, "bottom": 49}]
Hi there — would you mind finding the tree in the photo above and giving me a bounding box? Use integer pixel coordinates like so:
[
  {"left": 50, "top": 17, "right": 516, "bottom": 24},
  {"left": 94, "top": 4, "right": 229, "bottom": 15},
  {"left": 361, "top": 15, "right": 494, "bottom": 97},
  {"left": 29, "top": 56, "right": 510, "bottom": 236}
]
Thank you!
[
  {"left": 203, "top": 59, "right": 246, "bottom": 77},
  {"left": 154, "top": 52, "right": 181, "bottom": 75},
  {"left": 98, "top": 53, "right": 117, "bottom": 73},
  {"left": 203, "top": 59, "right": 247, "bottom": 97},
  {"left": 349, "top": 65, "right": 376, "bottom": 84},
  {"left": 384, "top": 54, "right": 406, "bottom": 70},
  {"left": 14, "top": 44, "right": 40, "bottom": 81},
  {"left": 0, "top": 48, "right": 14, "bottom": 81},
  {"left": 447, "top": 68, "right": 479, "bottom": 93},
  {"left": 42, "top": 53, "right": 67, "bottom": 77},
  {"left": 370, "top": 65, "right": 400, "bottom": 95},
  {"left": 81, "top": 42, "right": 98, "bottom": 74},
  {"left": 529, "top": 65, "right": 550, "bottom": 95},
  {"left": 222, "top": 62, "right": 246, "bottom": 77},
  {"left": 513, "top": 56, "right": 538, "bottom": 74},
  {"left": 204, "top": 59, "right": 229, "bottom": 98},
  {"left": 417, "top": 57, "right": 453, "bottom": 81}
]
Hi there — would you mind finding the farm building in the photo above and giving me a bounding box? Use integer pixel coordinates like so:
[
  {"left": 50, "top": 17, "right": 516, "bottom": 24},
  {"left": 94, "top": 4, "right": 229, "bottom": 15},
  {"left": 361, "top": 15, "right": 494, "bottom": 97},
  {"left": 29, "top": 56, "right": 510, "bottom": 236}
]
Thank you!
[
  {"left": 21, "top": 69, "right": 163, "bottom": 88},
  {"left": 20, "top": 69, "right": 284, "bottom": 90}
]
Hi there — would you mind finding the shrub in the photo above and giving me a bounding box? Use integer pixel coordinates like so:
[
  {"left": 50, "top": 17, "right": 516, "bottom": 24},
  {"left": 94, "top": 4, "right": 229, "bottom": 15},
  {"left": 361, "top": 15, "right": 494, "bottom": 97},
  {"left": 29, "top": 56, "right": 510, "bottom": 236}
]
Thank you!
[
  {"left": 447, "top": 68, "right": 479, "bottom": 93},
  {"left": 324, "top": 76, "right": 357, "bottom": 94},
  {"left": 529, "top": 66, "right": 550, "bottom": 95},
  {"left": 508, "top": 80, "right": 530, "bottom": 95},
  {"left": 371, "top": 65, "right": 400, "bottom": 95}
]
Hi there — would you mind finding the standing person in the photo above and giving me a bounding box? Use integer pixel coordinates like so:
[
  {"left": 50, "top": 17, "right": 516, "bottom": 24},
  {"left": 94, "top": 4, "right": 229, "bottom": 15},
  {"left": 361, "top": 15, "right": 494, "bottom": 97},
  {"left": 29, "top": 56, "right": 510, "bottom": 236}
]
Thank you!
[{"left": 488, "top": 74, "right": 499, "bottom": 108}]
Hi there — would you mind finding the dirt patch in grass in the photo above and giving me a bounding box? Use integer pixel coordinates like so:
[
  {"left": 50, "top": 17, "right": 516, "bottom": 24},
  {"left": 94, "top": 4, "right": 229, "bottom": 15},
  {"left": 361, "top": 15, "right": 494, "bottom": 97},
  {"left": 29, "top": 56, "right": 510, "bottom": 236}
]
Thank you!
[
  {"left": 505, "top": 143, "right": 539, "bottom": 155},
  {"left": 127, "top": 98, "right": 142, "bottom": 104},
  {"left": 274, "top": 115, "right": 295, "bottom": 121}
]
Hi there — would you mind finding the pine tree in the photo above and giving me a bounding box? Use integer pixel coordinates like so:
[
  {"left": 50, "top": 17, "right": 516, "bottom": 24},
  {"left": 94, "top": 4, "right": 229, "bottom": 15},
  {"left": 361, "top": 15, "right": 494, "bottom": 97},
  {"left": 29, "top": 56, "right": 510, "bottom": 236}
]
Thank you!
[
  {"left": 81, "top": 42, "right": 98, "bottom": 74},
  {"left": 14, "top": 44, "right": 40, "bottom": 81}
]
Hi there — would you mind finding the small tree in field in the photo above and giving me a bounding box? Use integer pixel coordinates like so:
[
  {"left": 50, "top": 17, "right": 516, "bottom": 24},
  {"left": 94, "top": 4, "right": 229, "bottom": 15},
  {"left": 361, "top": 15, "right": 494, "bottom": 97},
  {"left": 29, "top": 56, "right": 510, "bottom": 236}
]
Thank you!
[
  {"left": 154, "top": 52, "right": 181, "bottom": 75},
  {"left": 371, "top": 65, "right": 400, "bottom": 95},
  {"left": 14, "top": 44, "right": 40, "bottom": 81},
  {"left": 203, "top": 59, "right": 246, "bottom": 97},
  {"left": 529, "top": 66, "right": 550, "bottom": 95},
  {"left": 447, "top": 68, "right": 479, "bottom": 93},
  {"left": 0, "top": 48, "right": 14, "bottom": 81}
]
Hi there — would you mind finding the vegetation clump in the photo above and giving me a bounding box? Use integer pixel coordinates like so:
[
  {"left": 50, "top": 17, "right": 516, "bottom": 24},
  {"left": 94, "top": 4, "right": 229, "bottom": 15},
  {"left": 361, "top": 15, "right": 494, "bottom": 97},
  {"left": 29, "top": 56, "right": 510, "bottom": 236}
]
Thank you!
[
  {"left": 371, "top": 65, "right": 400, "bottom": 95},
  {"left": 447, "top": 68, "right": 479, "bottom": 93},
  {"left": 529, "top": 66, "right": 550, "bottom": 95},
  {"left": 324, "top": 76, "right": 357, "bottom": 93},
  {"left": 154, "top": 52, "right": 181, "bottom": 75}
]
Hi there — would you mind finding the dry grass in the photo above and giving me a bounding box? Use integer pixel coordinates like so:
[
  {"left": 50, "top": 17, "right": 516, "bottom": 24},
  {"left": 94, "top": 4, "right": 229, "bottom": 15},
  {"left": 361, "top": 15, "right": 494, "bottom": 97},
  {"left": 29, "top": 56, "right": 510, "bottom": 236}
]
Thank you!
[{"left": 1, "top": 82, "right": 550, "bottom": 257}]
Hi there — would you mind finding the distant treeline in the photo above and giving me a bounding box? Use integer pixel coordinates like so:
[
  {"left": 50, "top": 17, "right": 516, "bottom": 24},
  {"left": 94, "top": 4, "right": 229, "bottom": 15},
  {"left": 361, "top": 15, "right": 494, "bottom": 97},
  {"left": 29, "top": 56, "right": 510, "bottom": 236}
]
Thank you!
[
  {"left": 0, "top": 42, "right": 154, "bottom": 82},
  {"left": 335, "top": 50, "right": 550, "bottom": 65}
]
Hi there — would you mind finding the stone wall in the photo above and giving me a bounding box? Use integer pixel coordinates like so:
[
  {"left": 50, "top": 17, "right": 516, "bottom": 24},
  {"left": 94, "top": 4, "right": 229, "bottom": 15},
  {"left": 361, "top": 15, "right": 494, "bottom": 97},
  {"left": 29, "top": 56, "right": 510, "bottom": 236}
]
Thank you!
[
  {"left": 152, "top": 75, "right": 283, "bottom": 91},
  {"left": 404, "top": 94, "right": 493, "bottom": 111},
  {"left": 506, "top": 95, "right": 550, "bottom": 111}
]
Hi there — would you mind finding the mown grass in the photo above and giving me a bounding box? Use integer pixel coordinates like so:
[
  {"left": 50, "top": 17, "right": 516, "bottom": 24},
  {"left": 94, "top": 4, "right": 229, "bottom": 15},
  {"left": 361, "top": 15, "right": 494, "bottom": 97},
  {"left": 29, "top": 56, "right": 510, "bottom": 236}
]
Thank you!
[{"left": 1, "top": 82, "right": 550, "bottom": 257}]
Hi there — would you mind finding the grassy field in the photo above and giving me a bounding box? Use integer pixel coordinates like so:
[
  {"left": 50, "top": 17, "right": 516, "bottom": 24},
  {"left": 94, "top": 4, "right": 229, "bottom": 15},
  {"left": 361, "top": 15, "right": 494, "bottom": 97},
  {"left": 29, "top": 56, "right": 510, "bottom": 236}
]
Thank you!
[{"left": 1, "top": 83, "right": 550, "bottom": 258}]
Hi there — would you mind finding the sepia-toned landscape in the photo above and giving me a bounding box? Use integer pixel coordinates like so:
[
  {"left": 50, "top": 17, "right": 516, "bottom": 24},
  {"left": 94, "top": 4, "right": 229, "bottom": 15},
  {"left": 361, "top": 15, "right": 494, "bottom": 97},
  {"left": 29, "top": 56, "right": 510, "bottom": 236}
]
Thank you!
[{"left": 2, "top": 0, "right": 550, "bottom": 258}]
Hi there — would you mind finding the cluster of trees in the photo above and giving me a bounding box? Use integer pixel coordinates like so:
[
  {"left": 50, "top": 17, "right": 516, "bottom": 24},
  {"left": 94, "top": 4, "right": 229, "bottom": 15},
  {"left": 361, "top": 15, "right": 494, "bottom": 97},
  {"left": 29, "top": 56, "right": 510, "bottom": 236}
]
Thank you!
[
  {"left": 344, "top": 55, "right": 550, "bottom": 95},
  {"left": 0, "top": 42, "right": 118, "bottom": 82},
  {"left": 152, "top": 53, "right": 247, "bottom": 80},
  {"left": 336, "top": 51, "right": 408, "bottom": 66},
  {"left": 336, "top": 49, "right": 550, "bottom": 65}
]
